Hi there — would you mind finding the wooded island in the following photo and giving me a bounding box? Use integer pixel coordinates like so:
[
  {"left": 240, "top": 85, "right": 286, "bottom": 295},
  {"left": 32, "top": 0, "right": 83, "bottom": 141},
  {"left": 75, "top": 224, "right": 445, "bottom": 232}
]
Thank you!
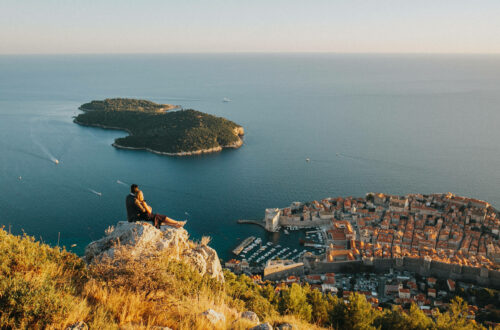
[{"left": 74, "top": 98, "right": 244, "bottom": 156}]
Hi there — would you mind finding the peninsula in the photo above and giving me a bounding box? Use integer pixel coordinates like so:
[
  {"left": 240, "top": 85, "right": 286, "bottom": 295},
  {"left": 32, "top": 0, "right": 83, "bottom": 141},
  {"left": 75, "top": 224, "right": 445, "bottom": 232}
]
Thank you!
[
  {"left": 74, "top": 98, "right": 244, "bottom": 156},
  {"left": 228, "top": 193, "right": 500, "bottom": 325},
  {"left": 233, "top": 193, "right": 499, "bottom": 275}
]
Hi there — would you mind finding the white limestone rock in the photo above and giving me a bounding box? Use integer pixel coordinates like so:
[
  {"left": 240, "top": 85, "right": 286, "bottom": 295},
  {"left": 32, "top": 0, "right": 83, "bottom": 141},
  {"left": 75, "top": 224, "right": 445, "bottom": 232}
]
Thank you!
[
  {"left": 85, "top": 221, "right": 224, "bottom": 282},
  {"left": 201, "top": 309, "right": 226, "bottom": 324},
  {"left": 241, "top": 311, "right": 260, "bottom": 323}
]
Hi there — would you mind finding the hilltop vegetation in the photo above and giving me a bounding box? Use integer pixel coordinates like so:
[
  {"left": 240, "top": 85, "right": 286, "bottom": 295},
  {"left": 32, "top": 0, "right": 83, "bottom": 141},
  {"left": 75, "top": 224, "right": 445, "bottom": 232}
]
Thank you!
[
  {"left": 225, "top": 272, "right": 487, "bottom": 330},
  {"left": 79, "top": 98, "right": 175, "bottom": 112},
  {"left": 0, "top": 228, "right": 489, "bottom": 329},
  {"left": 75, "top": 98, "right": 244, "bottom": 155},
  {"left": 0, "top": 228, "right": 314, "bottom": 329}
]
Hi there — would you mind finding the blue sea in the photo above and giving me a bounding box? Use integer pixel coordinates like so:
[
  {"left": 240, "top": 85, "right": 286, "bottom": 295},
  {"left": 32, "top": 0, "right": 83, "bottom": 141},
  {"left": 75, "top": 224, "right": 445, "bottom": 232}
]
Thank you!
[{"left": 1, "top": 54, "right": 499, "bottom": 260}]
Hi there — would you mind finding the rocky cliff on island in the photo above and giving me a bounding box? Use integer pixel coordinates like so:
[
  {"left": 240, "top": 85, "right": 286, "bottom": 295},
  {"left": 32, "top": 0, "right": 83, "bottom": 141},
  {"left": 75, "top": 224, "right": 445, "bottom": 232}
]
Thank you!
[{"left": 74, "top": 98, "right": 245, "bottom": 156}]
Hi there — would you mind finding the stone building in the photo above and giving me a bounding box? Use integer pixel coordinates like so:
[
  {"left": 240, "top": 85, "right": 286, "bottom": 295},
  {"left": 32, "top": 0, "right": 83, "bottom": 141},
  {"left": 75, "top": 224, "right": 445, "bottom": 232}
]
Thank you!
[{"left": 265, "top": 208, "right": 280, "bottom": 232}]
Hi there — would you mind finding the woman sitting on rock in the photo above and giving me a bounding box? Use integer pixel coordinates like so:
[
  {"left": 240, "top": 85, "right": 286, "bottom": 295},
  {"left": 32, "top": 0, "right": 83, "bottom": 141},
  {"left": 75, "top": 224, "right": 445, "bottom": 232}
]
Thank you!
[
  {"left": 136, "top": 190, "right": 152, "bottom": 214},
  {"left": 126, "top": 184, "right": 186, "bottom": 229}
]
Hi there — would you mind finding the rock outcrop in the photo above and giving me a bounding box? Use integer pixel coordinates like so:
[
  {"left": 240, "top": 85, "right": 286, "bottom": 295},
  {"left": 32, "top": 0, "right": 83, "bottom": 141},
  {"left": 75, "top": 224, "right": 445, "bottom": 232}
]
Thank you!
[
  {"left": 241, "top": 311, "right": 260, "bottom": 323},
  {"left": 85, "top": 221, "right": 224, "bottom": 282},
  {"left": 201, "top": 309, "right": 226, "bottom": 324},
  {"left": 250, "top": 323, "right": 273, "bottom": 330}
]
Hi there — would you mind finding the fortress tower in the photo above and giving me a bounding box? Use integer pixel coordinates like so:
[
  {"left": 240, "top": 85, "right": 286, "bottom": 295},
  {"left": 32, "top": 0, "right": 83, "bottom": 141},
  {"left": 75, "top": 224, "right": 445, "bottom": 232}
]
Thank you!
[{"left": 265, "top": 208, "right": 281, "bottom": 232}]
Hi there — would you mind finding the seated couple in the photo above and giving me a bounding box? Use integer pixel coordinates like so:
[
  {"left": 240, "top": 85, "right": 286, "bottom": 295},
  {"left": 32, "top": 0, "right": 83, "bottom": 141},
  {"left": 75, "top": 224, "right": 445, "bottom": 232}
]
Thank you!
[{"left": 126, "top": 184, "right": 186, "bottom": 229}]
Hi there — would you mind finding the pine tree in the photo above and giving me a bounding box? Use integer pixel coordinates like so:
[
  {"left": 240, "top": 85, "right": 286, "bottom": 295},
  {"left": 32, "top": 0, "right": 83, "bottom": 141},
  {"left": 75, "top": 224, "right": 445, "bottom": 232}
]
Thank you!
[{"left": 278, "top": 283, "right": 312, "bottom": 322}]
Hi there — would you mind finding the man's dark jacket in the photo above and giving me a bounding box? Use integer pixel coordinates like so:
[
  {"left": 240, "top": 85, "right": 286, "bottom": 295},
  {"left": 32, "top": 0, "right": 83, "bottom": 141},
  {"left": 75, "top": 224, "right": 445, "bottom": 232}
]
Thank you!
[{"left": 126, "top": 193, "right": 147, "bottom": 222}]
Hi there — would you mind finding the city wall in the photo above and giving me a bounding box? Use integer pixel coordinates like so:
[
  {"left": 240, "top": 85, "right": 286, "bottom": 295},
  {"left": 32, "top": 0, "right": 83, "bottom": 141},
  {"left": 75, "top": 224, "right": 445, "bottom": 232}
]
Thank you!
[
  {"left": 264, "top": 263, "right": 305, "bottom": 281},
  {"left": 311, "top": 260, "right": 364, "bottom": 273},
  {"left": 312, "top": 257, "right": 500, "bottom": 289}
]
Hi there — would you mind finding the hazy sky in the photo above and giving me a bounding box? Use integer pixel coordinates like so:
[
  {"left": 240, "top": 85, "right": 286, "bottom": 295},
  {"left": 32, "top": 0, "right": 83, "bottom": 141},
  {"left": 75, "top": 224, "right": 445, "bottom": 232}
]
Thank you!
[{"left": 1, "top": 0, "right": 499, "bottom": 54}]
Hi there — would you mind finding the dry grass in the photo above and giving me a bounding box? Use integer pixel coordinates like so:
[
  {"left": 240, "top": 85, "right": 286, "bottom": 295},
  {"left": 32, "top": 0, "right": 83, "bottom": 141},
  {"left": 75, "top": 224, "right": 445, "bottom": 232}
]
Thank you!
[
  {"left": 200, "top": 235, "right": 212, "bottom": 246},
  {"left": 84, "top": 244, "right": 228, "bottom": 329},
  {"left": 82, "top": 244, "right": 327, "bottom": 329},
  {"left": 266, "top": 315, "right": 326, "bottom": 330},
  {"left": 0, "top": 228, "right": 328, "bottom": 329}
]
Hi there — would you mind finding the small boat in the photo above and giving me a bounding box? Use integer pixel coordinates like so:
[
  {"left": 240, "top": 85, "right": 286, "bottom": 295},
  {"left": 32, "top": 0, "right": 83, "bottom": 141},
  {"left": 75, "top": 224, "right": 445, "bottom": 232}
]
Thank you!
[
  {"left": 306, "top": 158, "right": 310, "bottom": 162},
  {"left": 54, "top": 159, "right": 59, "bottom": 164},
  {"left": 223, "top": 97, "right": 231, "bottom": 102},
  {"left": 284, "top": 229, "right": 290, "bottom": 235}
]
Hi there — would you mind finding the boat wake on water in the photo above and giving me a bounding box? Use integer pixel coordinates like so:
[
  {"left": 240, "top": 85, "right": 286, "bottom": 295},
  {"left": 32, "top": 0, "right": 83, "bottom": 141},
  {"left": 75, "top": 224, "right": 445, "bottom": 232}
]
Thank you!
[
  {"left": 88, "top": 188, "right": 102, "bottom": 196},
  {"left": 29, "top": 118, "right": 60, "bottom": 164},
  {"left": 2, "top": 143, "right": 52, "bottom": 163}
]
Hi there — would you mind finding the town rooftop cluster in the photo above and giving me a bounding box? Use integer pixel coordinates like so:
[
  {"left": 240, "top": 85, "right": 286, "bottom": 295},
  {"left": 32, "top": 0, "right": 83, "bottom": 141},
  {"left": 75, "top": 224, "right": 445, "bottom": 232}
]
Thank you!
[{"left": 278, "top": 192, "right": 499, "bottom": 270}]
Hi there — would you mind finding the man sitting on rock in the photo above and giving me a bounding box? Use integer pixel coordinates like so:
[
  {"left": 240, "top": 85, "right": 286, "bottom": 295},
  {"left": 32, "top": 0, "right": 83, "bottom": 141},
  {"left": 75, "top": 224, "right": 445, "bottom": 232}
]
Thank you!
[{"left": 126, "top": 184, "right": 186, "bottom": 229}]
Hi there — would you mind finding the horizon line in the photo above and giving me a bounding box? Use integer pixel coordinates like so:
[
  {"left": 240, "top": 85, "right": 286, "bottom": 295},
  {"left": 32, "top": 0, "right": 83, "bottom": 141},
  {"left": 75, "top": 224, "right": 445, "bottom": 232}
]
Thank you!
[{"left": 1, "top": 51, "right": 500, "bottom": 56}]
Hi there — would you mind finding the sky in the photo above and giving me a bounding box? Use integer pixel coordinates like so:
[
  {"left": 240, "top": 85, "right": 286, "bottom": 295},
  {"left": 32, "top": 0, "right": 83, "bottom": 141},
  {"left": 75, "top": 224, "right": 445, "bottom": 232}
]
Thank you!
[{"left": 1, "top": 0, "right": 499, "bottom": 54}]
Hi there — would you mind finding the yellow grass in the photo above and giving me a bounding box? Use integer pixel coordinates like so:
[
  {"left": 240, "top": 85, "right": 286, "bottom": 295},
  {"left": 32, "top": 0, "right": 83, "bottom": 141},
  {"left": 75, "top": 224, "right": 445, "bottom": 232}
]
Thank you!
[{"left": 0, "top": 228, "right": 328, "bottom": 329}]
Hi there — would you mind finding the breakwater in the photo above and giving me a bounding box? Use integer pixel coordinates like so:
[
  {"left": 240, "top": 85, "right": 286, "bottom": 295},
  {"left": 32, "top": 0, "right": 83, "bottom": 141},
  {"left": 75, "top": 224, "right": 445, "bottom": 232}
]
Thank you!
[{"left": 237, "top": 219, "right": 266, "bottom": 229}]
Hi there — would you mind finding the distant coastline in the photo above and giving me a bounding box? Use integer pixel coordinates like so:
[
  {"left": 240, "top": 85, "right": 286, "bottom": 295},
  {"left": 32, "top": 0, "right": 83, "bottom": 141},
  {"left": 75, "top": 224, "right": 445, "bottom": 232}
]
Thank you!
[{"left": 74, "top": 98, "right": 244, "bottom": 156}]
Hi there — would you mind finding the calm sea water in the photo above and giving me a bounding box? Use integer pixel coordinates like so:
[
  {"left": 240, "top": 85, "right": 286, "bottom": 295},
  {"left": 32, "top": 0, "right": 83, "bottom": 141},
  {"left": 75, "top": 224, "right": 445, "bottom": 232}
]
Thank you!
[{"left": 1, "top": 54, "right": 499, "bottom": 260}]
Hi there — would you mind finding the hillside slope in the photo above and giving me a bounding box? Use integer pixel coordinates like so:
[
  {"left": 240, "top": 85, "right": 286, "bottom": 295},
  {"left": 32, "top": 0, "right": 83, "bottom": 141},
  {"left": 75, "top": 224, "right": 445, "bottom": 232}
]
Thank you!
[
  {"left": 0, "top": 224, "right": 318, "bottom": 330},
  {"left": 0, "top": 221, "right": 487, "bottom": 329}
]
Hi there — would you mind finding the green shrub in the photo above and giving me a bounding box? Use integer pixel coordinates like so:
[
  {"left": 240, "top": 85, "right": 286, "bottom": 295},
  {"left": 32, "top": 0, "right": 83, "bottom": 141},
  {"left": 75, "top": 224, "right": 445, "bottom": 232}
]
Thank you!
[{"left": 0, "top": 228, "right": 87, "bottom": 328}]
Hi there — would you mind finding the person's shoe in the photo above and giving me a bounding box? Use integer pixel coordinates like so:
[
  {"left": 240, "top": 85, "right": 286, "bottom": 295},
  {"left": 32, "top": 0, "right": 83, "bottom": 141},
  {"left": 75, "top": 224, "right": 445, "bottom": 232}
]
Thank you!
[{"left": 176, "top": 220, "right": 187, "bottom": 228}]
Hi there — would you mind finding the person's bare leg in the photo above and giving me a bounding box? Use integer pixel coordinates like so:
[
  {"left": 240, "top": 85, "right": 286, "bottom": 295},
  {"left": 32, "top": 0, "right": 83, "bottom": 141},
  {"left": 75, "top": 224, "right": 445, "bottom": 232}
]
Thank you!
[{"left": 162, "top": 216, "right": 186, "bottom": 228}]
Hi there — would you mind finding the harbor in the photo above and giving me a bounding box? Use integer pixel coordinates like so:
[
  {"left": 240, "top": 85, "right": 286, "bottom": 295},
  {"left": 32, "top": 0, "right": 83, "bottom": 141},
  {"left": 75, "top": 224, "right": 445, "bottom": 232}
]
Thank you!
[
  {"left": 228, "top": 192, "right": 500, "bottom": 290},
  {"left": 227, "top": 226, "right": 327, "bottom": 272}
]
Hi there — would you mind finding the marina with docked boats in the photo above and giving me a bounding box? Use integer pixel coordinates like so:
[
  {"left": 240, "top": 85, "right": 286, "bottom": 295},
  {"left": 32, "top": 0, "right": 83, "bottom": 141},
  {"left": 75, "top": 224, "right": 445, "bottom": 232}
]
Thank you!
[{"left": 228, "top": 226, "right": 328, "bottom": 275}]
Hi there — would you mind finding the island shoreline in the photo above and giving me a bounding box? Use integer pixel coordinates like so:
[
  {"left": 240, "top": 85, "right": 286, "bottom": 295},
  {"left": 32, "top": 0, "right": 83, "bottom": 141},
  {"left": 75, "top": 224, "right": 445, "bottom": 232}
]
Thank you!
[
  {"left": 78, "top": 103, "right": 181, "bottom": 113},
  {"left": 74, "top": 118, "right": 244, "bottom": 157}
]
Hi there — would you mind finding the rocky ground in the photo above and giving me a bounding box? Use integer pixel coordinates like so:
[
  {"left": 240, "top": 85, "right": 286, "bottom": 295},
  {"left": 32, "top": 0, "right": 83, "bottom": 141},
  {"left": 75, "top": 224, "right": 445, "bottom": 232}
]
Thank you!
[{"left": 85, "top": 221, "right": 225, "bottom": 282}]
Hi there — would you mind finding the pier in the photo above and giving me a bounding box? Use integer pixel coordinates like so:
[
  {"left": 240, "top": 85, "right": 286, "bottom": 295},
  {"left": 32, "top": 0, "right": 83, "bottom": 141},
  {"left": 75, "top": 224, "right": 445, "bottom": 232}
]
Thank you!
[{"left": 232, "top": 236, "right": 255, "bottom": 255}]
